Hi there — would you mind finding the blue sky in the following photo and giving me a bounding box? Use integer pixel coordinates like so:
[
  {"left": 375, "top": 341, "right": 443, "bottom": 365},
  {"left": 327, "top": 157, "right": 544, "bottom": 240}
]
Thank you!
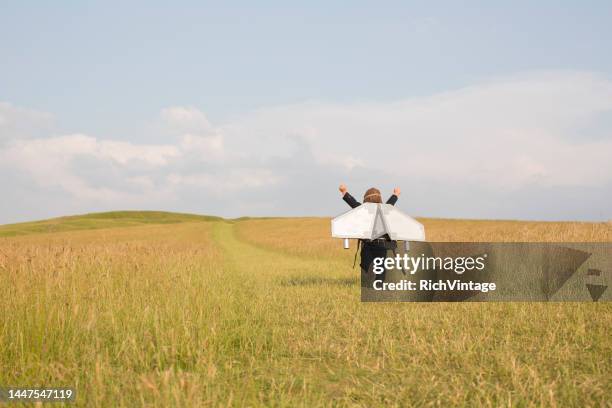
[{"left": 1, "top": 1, "right": 611, "bottom": 223}]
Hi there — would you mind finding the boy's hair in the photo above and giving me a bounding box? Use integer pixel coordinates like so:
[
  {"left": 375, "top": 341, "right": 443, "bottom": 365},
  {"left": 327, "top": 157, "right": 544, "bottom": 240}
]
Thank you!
[{"left": 363, "top": 187, "right": 382, "bottom": 203}]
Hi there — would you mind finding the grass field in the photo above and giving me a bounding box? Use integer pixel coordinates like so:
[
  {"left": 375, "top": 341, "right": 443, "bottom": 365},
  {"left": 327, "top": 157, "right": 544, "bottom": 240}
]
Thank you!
[{"left": 0, "top": 212, "right": 610, "bottom": 406}]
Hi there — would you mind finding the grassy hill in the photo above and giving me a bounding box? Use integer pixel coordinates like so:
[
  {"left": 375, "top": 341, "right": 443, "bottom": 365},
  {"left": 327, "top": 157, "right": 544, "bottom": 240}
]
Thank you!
[
  {"left": 0, "top": 211, "right": 222, "bottom": 237},
  {"left": 2, "top": 211, "right": 610, "bottom": 242}
]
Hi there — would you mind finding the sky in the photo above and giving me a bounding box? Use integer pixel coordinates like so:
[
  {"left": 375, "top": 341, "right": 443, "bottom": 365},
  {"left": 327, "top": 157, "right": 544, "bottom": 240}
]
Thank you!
[{"left": 1, "top": 1, "right": 611, "bottom": 223}]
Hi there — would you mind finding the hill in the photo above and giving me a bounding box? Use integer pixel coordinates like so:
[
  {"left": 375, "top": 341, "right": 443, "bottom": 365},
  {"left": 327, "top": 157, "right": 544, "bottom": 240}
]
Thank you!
[
  {"left": 0, "top": 211, "right": 222, "bottom": 237},
  {"left": 2, "top": 211, "right": 610, "bottom": 242}
]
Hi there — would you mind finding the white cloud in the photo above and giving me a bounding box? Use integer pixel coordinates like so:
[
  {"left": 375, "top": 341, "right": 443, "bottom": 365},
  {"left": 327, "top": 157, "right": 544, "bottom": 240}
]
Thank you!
[
  {"left": 1, "top": 70, "right": 611, "bottom": 222},
  {"left": 225, "top": 71, "right": 612, "bottom": 190},
  {"left": 0, "top": 134, "right": 180, "bottom": 205},
  {"left": 97, "top": 140, "right": 180, "bottom": 165},
  {"left": 2, "top": 133, "right": 179, "bottom": 169},
  {"left": 179, "top": 133, "right": 224, "bottom": 160},
  {"left": 161, "top": 106, "right": 213, "bottom": 133},
  {"left": 167, "top": 168, "right": 281, "bottom": 193}
]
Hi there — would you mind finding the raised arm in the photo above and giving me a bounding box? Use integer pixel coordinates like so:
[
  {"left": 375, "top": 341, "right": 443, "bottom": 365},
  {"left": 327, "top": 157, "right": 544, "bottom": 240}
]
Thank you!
[
  {"left": 339, "top": 184, "right": 361, "bottom": 208},
  {"left": 386, "top": 187, "right": 401, "bottom": 206}
]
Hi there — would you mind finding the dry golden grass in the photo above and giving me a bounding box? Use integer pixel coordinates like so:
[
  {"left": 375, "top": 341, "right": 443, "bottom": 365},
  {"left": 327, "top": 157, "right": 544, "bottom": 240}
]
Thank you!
[
  {"left": 1, "top": 214, "right": 610, "bottom": 407},
  {"left": 1, "top": 222, "right": 225, "bottom": 406},
  {"left": 235, "top": 217, "right": 612, "bottom": 259},
  {"left": 421, "top": 217, "right": 612, "bottom": 242}
]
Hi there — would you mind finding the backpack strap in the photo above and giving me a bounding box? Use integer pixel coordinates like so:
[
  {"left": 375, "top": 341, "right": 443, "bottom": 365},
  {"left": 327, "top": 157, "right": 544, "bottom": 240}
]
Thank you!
[{"left": 352, "top": 239, "right": 361, "bottom": 269}]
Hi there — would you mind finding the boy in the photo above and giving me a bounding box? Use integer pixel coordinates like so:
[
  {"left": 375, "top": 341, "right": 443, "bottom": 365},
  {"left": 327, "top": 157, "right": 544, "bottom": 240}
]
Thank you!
[{"left": 338, "top": 184, "right": 401, "bottom": 282}]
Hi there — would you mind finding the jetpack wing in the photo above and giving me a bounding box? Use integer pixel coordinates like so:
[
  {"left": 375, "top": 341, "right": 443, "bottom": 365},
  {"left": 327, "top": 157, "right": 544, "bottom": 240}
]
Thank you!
[
  {"left": 378, "top": 205, "right": 425, "bottom": 241},
  {"left": 331, "top": 203, "right": 425, "bottom": 245},
  {"left": 331, "top": 203, "right": 382, "bottom": 239}
]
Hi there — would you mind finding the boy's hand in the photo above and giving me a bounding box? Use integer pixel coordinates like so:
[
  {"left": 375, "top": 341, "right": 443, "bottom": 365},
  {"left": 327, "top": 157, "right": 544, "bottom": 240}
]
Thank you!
[
  {"left": 339, "top": 184, "right": 348, "bottom": 195},
  {"left": 393, "top": 187, "right": 401, "bottom": 196}
]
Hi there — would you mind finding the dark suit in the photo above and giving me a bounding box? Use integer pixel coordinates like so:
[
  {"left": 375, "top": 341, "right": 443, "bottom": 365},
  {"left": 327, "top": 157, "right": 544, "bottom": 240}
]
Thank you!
[
  {"left": 342, "top": 192, "right": 398, "bottom": 281},
  {"left": 342, "top": 192, "right": 398, "bottom": 209}
]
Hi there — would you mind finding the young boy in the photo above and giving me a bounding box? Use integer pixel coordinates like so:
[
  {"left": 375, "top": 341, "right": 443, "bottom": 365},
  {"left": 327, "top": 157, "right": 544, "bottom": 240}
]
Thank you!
[{"left": 338, "top": 184, "right": 401, "bottom": 283}]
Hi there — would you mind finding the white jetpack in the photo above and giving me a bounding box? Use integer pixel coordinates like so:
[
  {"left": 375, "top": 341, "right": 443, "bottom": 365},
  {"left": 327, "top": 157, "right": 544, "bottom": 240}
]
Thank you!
[{"left": 331, "top": 203, "right": 425, "bottom": 251}]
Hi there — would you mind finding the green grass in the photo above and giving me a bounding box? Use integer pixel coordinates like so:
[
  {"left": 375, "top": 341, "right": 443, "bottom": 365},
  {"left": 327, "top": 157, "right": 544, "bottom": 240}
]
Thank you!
[
  {"left": 0, "top": 213, "right": 610, "bottom": 406},
  {"left": 0, "top": 211, "right": 222, "bottom": 237}
]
